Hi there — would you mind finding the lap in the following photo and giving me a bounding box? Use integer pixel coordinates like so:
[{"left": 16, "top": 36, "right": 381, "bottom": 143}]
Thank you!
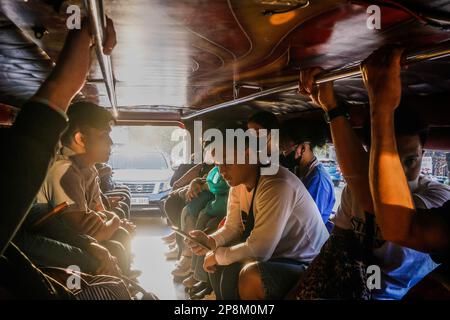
[
  {"left": 255, "top": 259, "right": 308, "bottom": 300},
  {"left": 210, "top": 257, "right": 307, "bottom": 300}
]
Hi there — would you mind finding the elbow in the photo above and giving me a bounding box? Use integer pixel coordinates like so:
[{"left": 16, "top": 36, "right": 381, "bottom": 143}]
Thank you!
[{"left": 249, "top": 245, "right": 273, "bottom": 262}]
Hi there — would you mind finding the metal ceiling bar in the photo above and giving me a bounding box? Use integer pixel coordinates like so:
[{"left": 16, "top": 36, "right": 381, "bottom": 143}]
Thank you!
[
  {"left": 84, "top": 0, "right": 118, "bottom": 117},
  {"left": 182, "top": 40, "right": 450, "bottom": 120}
]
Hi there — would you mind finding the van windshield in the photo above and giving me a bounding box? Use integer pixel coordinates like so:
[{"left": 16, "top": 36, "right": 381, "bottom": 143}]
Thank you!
[{"left": 110, "top": 152, "right": 168, "bottom": 170}]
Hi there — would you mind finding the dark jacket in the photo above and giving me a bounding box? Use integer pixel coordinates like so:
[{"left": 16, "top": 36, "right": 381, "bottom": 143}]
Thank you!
[
  {"left": 0, "top": 101, "right": 67, "bottom": 255},
  {"left": 0, "top": 101, "right": 72, "bottom": 299}
]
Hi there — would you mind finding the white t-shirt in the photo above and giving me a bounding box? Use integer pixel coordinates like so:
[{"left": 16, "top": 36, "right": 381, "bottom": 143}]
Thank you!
[
  {"left": 211, "top": 166, "right": 329, "bottom": 266},
  {"left": 334, "top": 176, "right": 450, "bottom": 299}
]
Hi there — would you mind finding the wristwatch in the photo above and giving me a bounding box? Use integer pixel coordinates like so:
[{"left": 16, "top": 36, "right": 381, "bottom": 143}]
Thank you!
[{"left": 324, "top": 103, "right": 350, "bottom": 124}]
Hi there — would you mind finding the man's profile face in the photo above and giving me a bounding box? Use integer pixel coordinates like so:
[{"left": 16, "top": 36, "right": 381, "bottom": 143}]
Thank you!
[
  {"left": 218, "top": 162, "right": 249, "bottom": 187},
  {"left": 396, "top": 134, "right": 424, "bottom": 182},
  {"left": 214, "top": 147, "right": 253, "bottom": 187},
  {"left": 84, "top": 125, "right": 113, "bottom": 164}
]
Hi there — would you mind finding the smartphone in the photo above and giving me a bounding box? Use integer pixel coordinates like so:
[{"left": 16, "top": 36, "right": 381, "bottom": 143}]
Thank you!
[{"left": 171, "top": 226, "right": 212, "bottom": 251}]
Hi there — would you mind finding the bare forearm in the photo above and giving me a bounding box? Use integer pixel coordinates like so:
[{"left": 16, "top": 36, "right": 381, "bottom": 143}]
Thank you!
[
  {"left": 174, "top": 164, "right": 204, "bottom": 188},
  {"left": 369, "top": 109, "right": 415, "bottom": 242},
  {"left": 298, "top": 65, "right": 372, "bottom": 210},
  {"left": 330, "top": 116, "right": 373, "bottom": 212}
]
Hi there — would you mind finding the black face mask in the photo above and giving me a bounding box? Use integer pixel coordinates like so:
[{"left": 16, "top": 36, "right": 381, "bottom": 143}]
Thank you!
[{"left": 280, "top": 149, "right": 299, "bottom": 170}]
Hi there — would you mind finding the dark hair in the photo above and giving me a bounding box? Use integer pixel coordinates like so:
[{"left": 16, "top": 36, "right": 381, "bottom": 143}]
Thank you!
[
  {"left": 280, "top": 118, "right": 328, "bottom": 149},
  {"left": 61, "top": 101, "right": 114, "bottom": 146},
  {"left": 247, "top": 111, "right": 279, "bottom": 130},
  {"left": 204, "top": 122, "right": 249, "bottom": 148},
  {"left": 362, "top": 106, "right": 428, "bottom": 147}
]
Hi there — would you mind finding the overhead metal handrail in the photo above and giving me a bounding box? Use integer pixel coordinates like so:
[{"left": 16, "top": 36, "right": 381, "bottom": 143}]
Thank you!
[
  {"left": 84, "top": 0, "right": 118, "bottom": 117},
  {"left": 182, "top": 40, "right": 450, "bottom": 120}
]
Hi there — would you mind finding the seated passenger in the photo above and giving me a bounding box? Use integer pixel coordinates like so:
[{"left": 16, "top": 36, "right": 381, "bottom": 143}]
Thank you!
[
  {"left": 183, "top": 166, "right": 230, "bottom": 300},
  {"left": 35, "top": 102, "right": 135, "bottom": 276},
  {"left": 0, "top": 16, "right": 131, "bottom": 299},
  {"left": 170, "top": 153, "right": 199, "bottom": 189},
  {"left": 366, "top": 47, "right": 450, "bottom": 298},
  {"left": 172, "top": 178, "right": 214, "bottom": 278},
  {"left": 294, "top": 48, "right": 450, "bottom": 300},
  {"left": 163, "top": 160, "right": 213, "bottom": 261},
  {"left": 96, "top": 162, "right": 132, "bottom": 218},
  {"left": 96, "top": 163, "right": 116, "bottom": 193},
  {"left": 187, "top": 128, "right": 328, "bottom": 300},
  {"left": 247, "top": 111, "right": 279, "bottom": 157},
  {"left": 15, "top": 203, "right": 121, "bottom": 277},
  {"left": 280, "top": 119, "right": 336, "bottom": 226}
]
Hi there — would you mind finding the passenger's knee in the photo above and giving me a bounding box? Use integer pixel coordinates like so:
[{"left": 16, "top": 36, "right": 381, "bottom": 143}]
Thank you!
[
  {"left": 238, "top": 262, "right": 265, "bottom": 300},
  {"left": 112, "top": 227, "right": 131, "bottom": 246},
  {"left": 164, "top": 194, "right": 184, "bottom": 226},
  {"left": 103, "top": 240, "right": 125, "bottom": 259},
  {"left": 102, "top": 240, "right": 128, "bottom": 272}
]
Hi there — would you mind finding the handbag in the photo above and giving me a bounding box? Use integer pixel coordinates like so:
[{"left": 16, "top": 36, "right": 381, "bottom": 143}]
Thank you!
[{"left": 293, "top": 212, "right": 376, "bottom": 300}]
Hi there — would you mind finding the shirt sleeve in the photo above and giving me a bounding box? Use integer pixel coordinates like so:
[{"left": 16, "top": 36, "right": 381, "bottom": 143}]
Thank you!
[
  {"left": 41, "top": 163, "right": 89, "bottom": 212},
  {"left": 306, "top": 173, "right": 335, "bottom": 221},
  {"left": 333, "top": 185, "right": 354, "bottom": 230},
  {"left": 30, "top": 97, "right": 68, "bottom": 121},
  {"left": 214, "top": 178, "right": 296, "bottom": 266},
  {"left": 0, "top": 101, "right": 68, "bottom": 255},
  {"left": 210, "top": 186, "right": 244, "bottom": 247}
]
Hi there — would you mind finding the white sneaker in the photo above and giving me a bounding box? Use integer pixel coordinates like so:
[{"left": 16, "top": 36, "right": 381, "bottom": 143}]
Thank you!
[
  {"left": 171, "top": 256, "right": 192, "bottom": 277},
  {"left": 164, "top": 246, "right": 179, "bottom": 260},
  {"left": 168, "top": 240, "right": 177, "bottom": 249},
  {"left": 182, "top": 275, "right": 199, "bottom": 288},
  {"left": 161, "top": 232, "right": 176, "bottom": 243},
  {"left": 202, "top": 292, "right": 216, "bottom": 300}
]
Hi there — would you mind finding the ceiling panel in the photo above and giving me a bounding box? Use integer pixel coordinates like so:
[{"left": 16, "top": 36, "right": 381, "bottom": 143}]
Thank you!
[{"left": 0, "top": 0, "right": 449, "bottom": 120}]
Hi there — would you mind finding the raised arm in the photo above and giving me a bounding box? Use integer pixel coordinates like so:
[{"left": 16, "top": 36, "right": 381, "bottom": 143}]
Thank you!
[
  {"left": 365, "top": 47, "right": 450, "bottom": 252},
  {"left": 299, "top": 68, "right": 373, "bottom": 213},
  {"left": 0, "top": 18, "right": 117, "bottom": 256},
  {"left": 33, "top": 17, "right": 116, "bottom": 113}
]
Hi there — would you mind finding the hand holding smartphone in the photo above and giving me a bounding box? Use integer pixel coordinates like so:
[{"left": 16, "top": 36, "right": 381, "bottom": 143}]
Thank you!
[{"left": 171, "top": 226, "right": 212, "bottom": 251}]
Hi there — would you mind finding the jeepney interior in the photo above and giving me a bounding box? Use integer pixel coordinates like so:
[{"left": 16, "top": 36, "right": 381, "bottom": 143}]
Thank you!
[{"left": 0, "top": 0, "right": 449, "bottom": 299}]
